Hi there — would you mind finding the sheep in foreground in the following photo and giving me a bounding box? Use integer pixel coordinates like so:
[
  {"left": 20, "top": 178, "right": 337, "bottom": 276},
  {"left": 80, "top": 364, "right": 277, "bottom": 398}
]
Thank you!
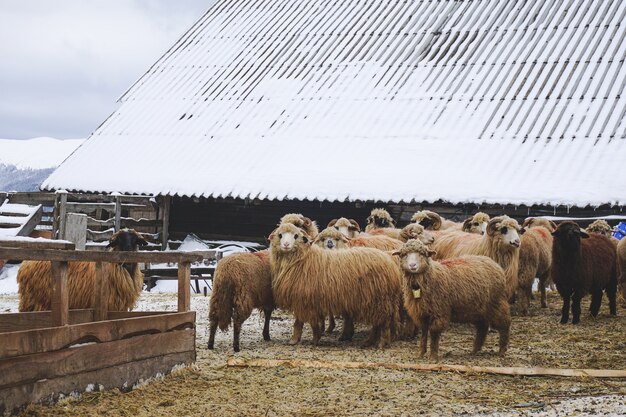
[
  {"left": 516, "top": 225, "right": 553, "bottom": 315},
  {"left": 327, "top": 217, "right": 361, "bottom": 238},
  {"left": 208, "top": 213, "right": 319, "bottom": 351},
  {"left": 208, "top": 251, "right": 273, "bottom": 352},
  {"left": 18, "top": 229, "right": 147, "bottom": 312},
  {"left": 431, "top": 216, "right": 522, "bottom": 300},
  {"left": 461, "top": 212, "right": 491, "bottom": 234},
  {"left": 394, "top": 240, "right": 510, "bottom": 361},
  {"left": 411, "top": 210, "right": 459, "bottom": 231},
  {"left": 270, "top": 223, "right": 401, "bottom": 348},
  {"left": 551, "top": 221, "right": 617, "bottom": 324},
  {"left": 522, "top": 217, "right": 557, "bottom": 232}
]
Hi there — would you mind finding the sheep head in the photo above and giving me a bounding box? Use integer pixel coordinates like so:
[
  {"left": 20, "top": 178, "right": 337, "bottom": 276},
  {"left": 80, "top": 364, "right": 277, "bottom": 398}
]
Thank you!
[
  {"left": 462, "top": 212, "right": 490, "bottom": 235},
  {"left": 522, "top": 217, "right": 557, "bottom": 232},
  {"left": 486, "top": 216, "right": 522, "bottom": 249},
  {"left": 107, "top": 228, "right": 148, "bottom": 251},
  {"left": 328, "top": 217, "right": 361, "bottom": 238},
  {"left": 410, "top": 210, "right": 442, "bottom": 230},
  {"left": 393, "top": 239, "right": 436, "bottom": 275},
  {"left": 314, "top": 227, "right": 350, "bottom": 250},
  {"left": 586, "top": 219, "right": 612, "bottom": 237},
  {"left": 400, "top": 223, "right": 435, "bottom": 245},
  {"left": 366, "top": 208, "right": 395, "bottom": 229},
  {"left": 552, "top": 221, "right": 589, "bottom": 252},
  {"left": 279, "top": 213, "right": 319, "bottom": 238},
  {"left": 269, "top": 223, "right": 312, "bottom": 253}
]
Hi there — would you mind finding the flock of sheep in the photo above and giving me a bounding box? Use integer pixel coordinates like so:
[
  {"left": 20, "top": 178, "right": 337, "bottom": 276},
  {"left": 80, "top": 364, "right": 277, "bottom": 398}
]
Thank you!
[
  {"left": 12, "top": 211, "right": 624, "bottom": 361},
  {"left": 208, "top": 210, "right": 625, "bottom": 360}
]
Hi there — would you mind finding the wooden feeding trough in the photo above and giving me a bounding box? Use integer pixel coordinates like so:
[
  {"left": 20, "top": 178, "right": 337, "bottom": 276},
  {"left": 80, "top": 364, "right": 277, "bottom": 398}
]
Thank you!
[{"left": 0, "top": 239, "right": 218, "bottom": 414}]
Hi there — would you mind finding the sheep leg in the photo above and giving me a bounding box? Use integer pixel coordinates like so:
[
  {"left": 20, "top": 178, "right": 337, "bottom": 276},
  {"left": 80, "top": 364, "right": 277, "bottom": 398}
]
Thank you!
[
  {"left": 589, "top": 288, "right": 603, "bottom": 317},
  {"left": 318, "top": 315, "right": 326, "bottom": 334},
  {"left": 262, "top": 309, "right": 272, "bottom": 341},
  {"left": 419, "top": 319, "right": 429, "bottom": 358},
  {"left": 233, "top": 319, "right": 242, "bottom": 353},
  {"left": 428, "top": 331, "right": 441, "bottom": 362},
  {"left": 571, "top": 292, "right": 583, "bottom": 325},
  {"left": 362, "top": 326, "right": 381, "bottom": 348},
  {"left": 607, "top": 286, "right": 617, "bottom": 316},
  {"left": 208, "top": 319, "right": 218, "bottom": 350},
  {"left": 491, "top": 303, "right": 511, "bottom": 356},
  {"left": 472, "top": 321, "right": 489, "bottom": 354},
  {"left": 378, "top": 324, "right": 391, "bottom": 349},
  {"left": 539, "top": 273, "right": 549, "bottom": 308},
  {"left": 560, "top": 292, "right": 571, "bottom": 324},
  {"left": 516, "top": 286, "right": 530, "bottom": 316},
  {"left": 326, "top": 316, "right": 336, "bottom": 334},
  {"left": 338, "top": 316, "right": 354, "bottom": 341},
  {"left": 311, "top": 320, "right": 323, "bottom": 345},
  {"left": 288, "top": 319, "right": 304, "bottom": 345}
]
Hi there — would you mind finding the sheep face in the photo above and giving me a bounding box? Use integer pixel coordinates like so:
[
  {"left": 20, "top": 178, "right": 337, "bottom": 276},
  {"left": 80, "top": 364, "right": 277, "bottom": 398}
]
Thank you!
[
  {"left": 410, "top": 210, "right": 441, "bottom": 230},
  {"left": 314, "top": 227, "right": 349, "bottom": 250},
  {"left": 552, "top": 221, "right": 589, "bottom": 252},
  {"left": 394, "top": 239, "right": 436, "bottom": 275},
  {"left": 367, "top": 208, "right": 395, "bottom": 229},
  {"left": 487, "top": 217, "right": 522, "bottom": 248},
  {"left": 586, "top": 220, "right": 612, "bottom": 237},
  {"left": 463, "top": 212, "right": 490, "bottom": 235},
  {"left": 270, "top": 224, "right": 311, "bottom": 253},
  {"left": 107, "top": 229, "right": 148, "bottom": 251},
  {"left": 328, "top": 218, "right": 361, "bottom": 238},
  {"left": 401, "top": 224, "right": 435, "bottom": 245}
]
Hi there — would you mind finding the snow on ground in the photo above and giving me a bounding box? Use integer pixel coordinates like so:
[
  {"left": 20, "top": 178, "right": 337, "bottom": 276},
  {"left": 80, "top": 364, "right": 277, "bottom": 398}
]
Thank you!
[
  {"left": 0, "top": 264, "right": 19, "bottom": 294},
  {"left": 0, "top": 137, "right": 84, "bottom": 169}
]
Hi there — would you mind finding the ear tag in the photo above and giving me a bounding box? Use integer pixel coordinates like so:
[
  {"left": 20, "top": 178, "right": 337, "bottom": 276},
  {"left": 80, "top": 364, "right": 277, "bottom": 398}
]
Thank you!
[{"left": 412, "top": 288, "right": 421, "bottom": 299}]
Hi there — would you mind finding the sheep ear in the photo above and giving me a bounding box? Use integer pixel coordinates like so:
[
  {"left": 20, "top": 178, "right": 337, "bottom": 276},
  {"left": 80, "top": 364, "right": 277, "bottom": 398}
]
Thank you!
[
  {"left": 519, "top": 228, "right": 526, "bottom": 235},
  {"left": 427, "top": 249, "right": 437, "bottom": 258},
  {"left": 579, "top": 230, "right": 590, "bottom": 239},
  {"left": 462, "top": 218, "right": 472, "bottom": 231},
  {"left": 267, "top": 228, "right": 278, "bottom": 242},
  {"left": 486, "top": 219, "right": 500, "bottom": 236},
  {"left": 348, "top": 219, "right": 361, "bottom": 231},
  {"left": 522, "top": 218, "right": 533, "bottom": 229},
  {"left": 366, "top": 215, "right": 373, "bottom": 224},
  {"left": 327, "top": 218, "right": 338, "bottom": 228},
  {"left": 391, "top": 251, "right": 401, "bottom": 257},
  {"left": 549, "top": 221, "right": 558, "bottom": 231}
]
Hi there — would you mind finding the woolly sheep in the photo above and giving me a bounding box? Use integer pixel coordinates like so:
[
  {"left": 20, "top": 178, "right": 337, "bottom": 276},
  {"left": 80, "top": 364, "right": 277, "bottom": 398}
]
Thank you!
[
  {"left": 270, "top": 223, "right": 401, "bottom": 348},
  {"left": 394, "top": 240, "right": 510, "bottom": 361},
  {"left": 327, "top": 217, "right": 361, "bottom": 238},
  {"left": 551, "top": 221, "right": 617, "bottom": 324},
  {"left": 411, "top": 210, "right": 459, "bottom": 231},
  {"left": 431, "top": 216, "right": 522, "bottom": 300},
  {"left": 364, "top": 208, "right": 405, "bottom": 240},
  {"left": 516, "top": 225, "right": 552, "bottom": 315},
  {"left": 18, "top": 229, "right": 147, "bottom": 312},
  {"left": 617, "top": 238, "right": 626, "bottom": 306},
  {"left": 522, "top": 217, "right": 557, "bottom": 232},
  {"left": 586, "top": 219, "right": 613, "bottom": 237},
  {"left": 461, "top": 212, "right": 490, "bottom": 234}
]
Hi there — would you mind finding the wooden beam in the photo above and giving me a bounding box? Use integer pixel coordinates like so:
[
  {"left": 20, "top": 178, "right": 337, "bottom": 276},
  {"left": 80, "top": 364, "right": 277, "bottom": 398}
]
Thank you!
[
  {"left": 93, "top": 262, "right": 108, "bottom": 321},
  {"left": 0, "top": 248, "right": 215, "bottom": 263},
  {"left": 57, "top": 192, "right": 68, "bottom": 240},
  {"left": 0, "top": 310, "right": 93, "bottom": 333},
  {"left": 161, "top": 195, "right": 171, "bottom": 250},
  {"left": 227, "top": 358, "right": 626, "bottom": 379},
  {"left": 50, "top": 261, "right": 68, "bottom": 327},
  {"left": 114, "top": 194, "right": 122, "bottom": 231},
  {"left": 0, "top": 239, "right": 75, "bottom": 250},
  {"left": 178, "top": 262, "right": 191, "bottom": 312},
  {"left": 0, "top": 311, "right": 195, "bottom": 359},
  {"left": 16, "top": 205, "right": 43, "bottom": 237}
]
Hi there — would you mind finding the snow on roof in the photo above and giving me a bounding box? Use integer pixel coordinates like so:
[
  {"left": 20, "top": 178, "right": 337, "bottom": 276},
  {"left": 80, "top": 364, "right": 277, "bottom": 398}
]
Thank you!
[{"left": 42, "top": 0, "right": 626, "bottom": 207}]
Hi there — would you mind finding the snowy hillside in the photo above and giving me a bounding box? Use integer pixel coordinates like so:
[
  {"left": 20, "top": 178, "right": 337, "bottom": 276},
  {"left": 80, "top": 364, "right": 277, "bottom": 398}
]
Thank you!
[{"left": 0, "top": 137, "right": 84, "bottom": 191}]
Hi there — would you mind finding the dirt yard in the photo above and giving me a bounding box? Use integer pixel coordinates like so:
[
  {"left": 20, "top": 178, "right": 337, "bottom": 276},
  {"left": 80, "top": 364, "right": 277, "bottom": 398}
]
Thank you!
[{"left": 5, "top": 291, "right": 626, "bottom": 416}]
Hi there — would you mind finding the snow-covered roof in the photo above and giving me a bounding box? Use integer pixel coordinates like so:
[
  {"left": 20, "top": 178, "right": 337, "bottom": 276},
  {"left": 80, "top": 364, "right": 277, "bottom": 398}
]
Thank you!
[{"left": 43, "top": 0, "right": 626, "bottom": 207}]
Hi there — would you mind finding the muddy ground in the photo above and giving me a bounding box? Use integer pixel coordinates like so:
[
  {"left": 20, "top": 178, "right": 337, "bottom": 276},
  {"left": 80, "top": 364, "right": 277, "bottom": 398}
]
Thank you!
[{"left": 4, "top": 291, "right": 626, "bottom": 416}]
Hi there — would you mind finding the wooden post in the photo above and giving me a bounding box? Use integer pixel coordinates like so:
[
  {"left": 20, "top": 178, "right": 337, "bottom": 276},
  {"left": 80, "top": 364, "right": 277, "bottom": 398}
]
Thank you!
[
  {"left": 64, "top": 213, "right": 87, "bottom": 250},
  {"left": 57, "top": 191, "right": 68, "bottom": 240},
  {"left": 113, "top": 193, "right": 122, "bottom": 232},
  {"left": 51, "top": 261, "right": 69, "bottom": 326},
  {"left": 161, "top": 195, "right": 171, "bottom": 250},
  {"left": 178, "top": 261, "right": 191, "bottom": 312},
  {"left": 94, "top": 262, "right": 109, "bottom": 321}
]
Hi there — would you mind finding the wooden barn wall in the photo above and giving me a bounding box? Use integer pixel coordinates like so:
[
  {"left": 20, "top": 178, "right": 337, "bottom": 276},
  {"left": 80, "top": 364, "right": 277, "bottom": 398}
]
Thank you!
[{"left": 169, "top": 197, "right": 625, "bottom": 243}]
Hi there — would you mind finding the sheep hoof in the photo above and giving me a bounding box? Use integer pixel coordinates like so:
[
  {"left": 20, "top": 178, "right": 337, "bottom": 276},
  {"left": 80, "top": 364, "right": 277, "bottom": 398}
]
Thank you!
[
  {"left": 288, "top": 338, "right": 299, "bottom": 346},
  {"left": 233, "top": 346, "right": 240, "bottom": 353},
  {"left": 263, "top": 333, "right": 271, "bottom": 341},
  {"left": 207, "top": 343, "right": 214, "bottom": 350}
]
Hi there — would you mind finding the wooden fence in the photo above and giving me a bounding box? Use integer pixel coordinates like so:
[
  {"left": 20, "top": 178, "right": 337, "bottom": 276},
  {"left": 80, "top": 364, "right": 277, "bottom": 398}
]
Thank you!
[{"left": 0, "top": 239, "right": 218, "bottom": 414}]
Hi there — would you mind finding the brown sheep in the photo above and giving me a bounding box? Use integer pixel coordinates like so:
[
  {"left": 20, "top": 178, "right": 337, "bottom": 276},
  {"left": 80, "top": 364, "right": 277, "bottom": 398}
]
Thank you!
[
  {"left": 431, "top": 216, "right": 522, "bottom": 300},
  {"left": 617, "top": 238, "right": 626, "bottom": 306},
  {"left": 411, "top": 210, "right": 459, "bottom": 231},
  {"left": 208, "top": 251, "right": 273, "bottom": 352},
  {"left": 522, "top": 217, "right": 557, "bottom": 232},
  {"left": 551, "top": 221, "right": 617, "bottom": 324},
  {"left": 269, "top": 223, "right": 401, "bottom": 348},
  {"left": 461, "top": 212, "right": 490, "bottom": 234},
  {"left": 327, "top": 217, "right": 361, "bottom": 238},
  {"left": 394, "top": 240, "right": 510, "bottom": 361},
  {"left": 517, "top": 226, "right": 552, "bottom": 315},
  {"left": 18, "top": 229, "right": 147, "bottom": 312}
]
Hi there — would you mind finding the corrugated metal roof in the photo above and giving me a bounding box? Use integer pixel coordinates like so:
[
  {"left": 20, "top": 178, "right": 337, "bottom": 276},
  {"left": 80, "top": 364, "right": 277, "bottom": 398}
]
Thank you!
[{"left": 43, "top": 0, "right": 626, "bottom": 207}]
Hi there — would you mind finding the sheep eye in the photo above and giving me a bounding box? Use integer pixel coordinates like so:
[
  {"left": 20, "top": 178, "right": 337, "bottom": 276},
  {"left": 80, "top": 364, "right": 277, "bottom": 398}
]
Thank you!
[
  {"left": 473, "top": 222, "right": 479, "bottom": 226},
  {"left": 278, "top": 233, "right": 283, "bottom": 239},
  {"left": 500, "top": 227, "right": 508, "bottom": 234},
  {"left": 334, "top": 226, "right": 339, "bottom": 230},
  {"left": 294, "top": 234, "right": 299, "bottom": 239}
]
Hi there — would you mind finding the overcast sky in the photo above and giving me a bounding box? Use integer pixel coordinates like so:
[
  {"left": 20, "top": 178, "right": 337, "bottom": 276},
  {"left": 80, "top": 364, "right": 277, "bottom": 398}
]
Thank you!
[{"left": 0, "top": 1, "right": 212, "bottom": 139}]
